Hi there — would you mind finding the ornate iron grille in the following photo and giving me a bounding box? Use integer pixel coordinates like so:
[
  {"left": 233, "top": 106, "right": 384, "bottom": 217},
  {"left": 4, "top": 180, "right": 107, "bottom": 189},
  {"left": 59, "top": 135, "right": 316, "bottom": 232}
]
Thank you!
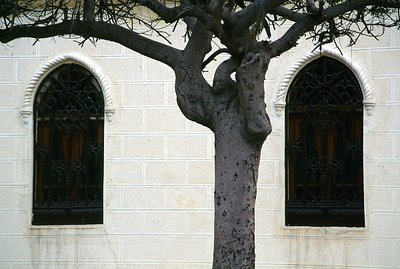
[
  {"left": 285, "top": 56, "right": 364, "bottom": 227},
  {"left": 33, "top": 64, "right": 104, "bottom": 225}
]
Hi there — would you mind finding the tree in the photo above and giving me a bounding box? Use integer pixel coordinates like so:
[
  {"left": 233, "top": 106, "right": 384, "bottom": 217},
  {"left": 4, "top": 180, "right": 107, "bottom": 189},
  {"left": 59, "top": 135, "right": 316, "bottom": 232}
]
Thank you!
[{"left": 1, "top": 0, "right": 399, "bottom": 268}]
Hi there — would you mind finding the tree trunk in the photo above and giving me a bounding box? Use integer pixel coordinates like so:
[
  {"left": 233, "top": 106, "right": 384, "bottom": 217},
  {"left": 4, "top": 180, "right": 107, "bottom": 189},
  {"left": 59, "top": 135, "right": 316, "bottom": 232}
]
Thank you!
[
  {"left": 174, "top": 48, "right": 271, "bottom": 268},
  {"left": 212, "top": 108, "right": 263, "bottom": 269},
  {"left": 211, "top": 50, "right": 271, "bottom": 268}
]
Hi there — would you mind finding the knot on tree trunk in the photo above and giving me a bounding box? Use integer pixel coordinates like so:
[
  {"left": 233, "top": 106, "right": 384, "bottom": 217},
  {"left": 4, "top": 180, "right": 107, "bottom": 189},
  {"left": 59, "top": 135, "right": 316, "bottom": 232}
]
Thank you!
[{"left": 236, "top": 51, "right": 272, "bottom": 143}]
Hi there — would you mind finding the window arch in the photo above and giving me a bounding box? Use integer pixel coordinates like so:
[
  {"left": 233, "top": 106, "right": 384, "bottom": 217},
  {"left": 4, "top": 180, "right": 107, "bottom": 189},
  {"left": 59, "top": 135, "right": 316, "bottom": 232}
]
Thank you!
[
  {"left": 285, "top": 56, "right": 364, "bottom": 227},
  {"left": 33, "top": 64, "right": 104, "bottom": 225}
]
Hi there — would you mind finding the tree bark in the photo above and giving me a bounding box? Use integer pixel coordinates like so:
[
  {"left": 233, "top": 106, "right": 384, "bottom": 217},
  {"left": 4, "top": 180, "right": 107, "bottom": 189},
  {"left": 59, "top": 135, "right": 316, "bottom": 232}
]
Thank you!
[
  {"left": 213, "top": 108, "right": 263, "bottom": 269},
  {"left": 211, "top": 51, "right": 271, "bottom": 269}
]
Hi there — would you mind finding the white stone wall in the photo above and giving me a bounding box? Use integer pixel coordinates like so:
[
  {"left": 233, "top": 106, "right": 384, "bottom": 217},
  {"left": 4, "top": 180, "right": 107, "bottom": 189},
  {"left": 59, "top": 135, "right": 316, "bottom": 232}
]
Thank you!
[{"left": 0, "top": 26, "right": 399, "bottom": 268}]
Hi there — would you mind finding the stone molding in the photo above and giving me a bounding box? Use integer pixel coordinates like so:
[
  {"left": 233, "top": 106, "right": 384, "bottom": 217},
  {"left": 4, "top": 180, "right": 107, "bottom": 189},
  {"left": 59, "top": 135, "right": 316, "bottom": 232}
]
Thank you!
[
  {"left": 20, "top": 52, "right": 115, "bottom": 125},
  {"left": 274, "top": 47, "right": 375, "bottom": 117}
]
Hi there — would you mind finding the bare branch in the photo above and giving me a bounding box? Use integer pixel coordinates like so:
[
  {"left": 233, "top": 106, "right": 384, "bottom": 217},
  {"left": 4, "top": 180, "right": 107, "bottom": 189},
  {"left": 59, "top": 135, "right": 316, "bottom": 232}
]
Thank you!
[
  {"left": 0, "top": 20, "right": 182, "bottom": 67},
  {"left": 228, "top": 0, "right": 287, "bottom": 34},
  {"left": 269, "top": 17, "right": 316, "bottom": 57}
]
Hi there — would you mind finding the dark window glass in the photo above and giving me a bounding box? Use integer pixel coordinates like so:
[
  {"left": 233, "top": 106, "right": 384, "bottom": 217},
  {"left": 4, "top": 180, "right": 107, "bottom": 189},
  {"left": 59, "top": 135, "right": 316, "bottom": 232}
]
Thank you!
[
  {"left": 33, "top": 64, "right": 104, "bottom": 225},
  {"left": 285, "top": 56, "right": 364, "bottom": 227}
]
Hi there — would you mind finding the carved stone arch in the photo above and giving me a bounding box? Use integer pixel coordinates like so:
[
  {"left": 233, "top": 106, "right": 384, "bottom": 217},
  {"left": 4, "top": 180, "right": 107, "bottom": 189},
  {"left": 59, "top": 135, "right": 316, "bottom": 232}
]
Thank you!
[
  {"left": 20, "top": 52, "right": 115, "bottom": 124},
  {"left": 274, "top": 47, "right": 375, "bottom": 116}
]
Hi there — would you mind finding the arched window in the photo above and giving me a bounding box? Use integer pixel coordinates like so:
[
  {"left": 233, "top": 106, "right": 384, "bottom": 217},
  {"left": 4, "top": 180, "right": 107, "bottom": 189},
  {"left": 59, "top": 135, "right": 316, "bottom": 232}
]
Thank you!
[
  {"left": 33, "top": 64, "right": 104, "bottom": 225},
  {"left": 285, "top": 56, "right": 364, "bottom": 227}
]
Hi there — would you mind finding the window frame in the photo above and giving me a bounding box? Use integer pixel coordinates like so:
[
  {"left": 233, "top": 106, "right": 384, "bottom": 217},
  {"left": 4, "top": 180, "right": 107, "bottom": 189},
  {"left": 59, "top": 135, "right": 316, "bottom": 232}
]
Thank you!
[
  {"left": 284, "top": 56, "right": 365, "bottom": 227},
  {"left": 32, "top": 63, "right": 105, "bottom": 226}
]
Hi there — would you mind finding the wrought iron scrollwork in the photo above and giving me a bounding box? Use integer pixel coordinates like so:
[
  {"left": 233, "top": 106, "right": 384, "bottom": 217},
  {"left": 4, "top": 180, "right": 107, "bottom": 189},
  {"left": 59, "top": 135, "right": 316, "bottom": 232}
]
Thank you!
[
  {"left": 285, "top": 56, "right": 364, "bottom": 227},
  {"left": 33, "top": 64, "right": 104, "bottom": 225}
]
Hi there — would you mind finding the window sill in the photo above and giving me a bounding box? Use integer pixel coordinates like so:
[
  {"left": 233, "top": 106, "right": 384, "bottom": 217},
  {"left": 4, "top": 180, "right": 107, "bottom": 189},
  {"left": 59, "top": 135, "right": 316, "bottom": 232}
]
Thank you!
[
  {"left": 29, "top": 224, "right": 105, "bottom": 235},
  {"left": 281, "top": 224, "right": 367, "bottom": 238}
]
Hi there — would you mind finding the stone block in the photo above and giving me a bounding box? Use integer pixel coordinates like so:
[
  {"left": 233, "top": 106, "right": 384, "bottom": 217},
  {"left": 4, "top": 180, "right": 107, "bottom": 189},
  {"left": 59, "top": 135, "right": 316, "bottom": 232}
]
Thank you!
[
  {"left": 256, "top": 187, "right": 281, "bottom": 210},
  {"left": 144, "top": 211, "right": 186, "bottom": 234},
  {"left": 0, "top": 161, "right": 12, "bottom": 184},
  {"left": 369, "top": 213, "right": 400, "bottom": 237},
  {"left": 396, "top": 28, "right": 400, "bottom": 47},
  {"left": 0, "top": 111, "right": 14, "bottom": 134},
  {"left": 187, "top": 160, "right": 214, "bottom": 185},
  {"left": 255, "top": 237, "right": 291, "bottom": 264},
  {"left": 122, "top": 235, "right": 164, "bottom": 262},
  {"left": 371, "top": 50, "right": 400, "bottom": 76},
  {"left": 0, "top": 59, "right": 15, "bottom": 82},
  {"left": 371, "top": 77, "right": 393, "bottom": 103},
  {"left": 145, "top": 57, "right": 174, "bottom": 82},
  {"left": 144, "top": 161, "right": 185, "bottom": 185},
  {"left": 0, "top": 237, "right": 32, "bottom": 261},
  {"left": 165, "top": 236, "right": 210, "bottom": 262},
  {"left": 395, "top": 77, "right": 400, "bottom": 102},
  {"left": 395, "top": 133, "right": 400, "bottom": 158},
  {"left": 366, "top": 105, "right": 400, "bottom": 132},
  {"left": 113, "top": 109, "right": 144, "bottom": 133},
  {"left": 344, "top": 238, "right": 394, "bottom": 267},
  {"left": 123, "top": 187, "right": 164, "bottom": 209},
  {"left": 1, "top": 39, "right": 37, "bottom": 57},
  {"left": 255, "top": 210, "right": 279, "bottom": 235},
  {"left": 77, "top": 236, "right": 120, "bottom": 262},
  {"left": 365, "top": 133, "right": 393, "bottom": 159},
  {"left": 261, "top": 133, "right": 284, "bottom": 160},
  {"left": 0, "top": 137, "right": 27, "bottom": 159},
  {"left": 84, "top": 40, "right": 123, "bottom": 56},
  {"left": 124, "top": 136, "right": 164, "bottom": 159},
  {"left": 396, "top": 189, "right": 400, "bottom": 212},
  {"left": 353, "top": 29, "right": 392, "bottom": 49},
  {"left": 368, "top": 161, "right": 400, "bottom": 186},
  {"left": 14, "top": 161, "right": 30, "bottom": 185},
  {"left": 97, "top": 57, "right": 144, "bottom": 82},
  {"left": 105, "top": 186, "right": 122, "bottom": 209},
  {"left": 108, "top": 162, "right": 143, "bottom": 184},
  {"left": 30, "top": 236, "right": 78, "bottom": 261},
  {"left": 187, "top": 264, "right": 212, "bottom": 269},
  {"left": 106, "top": 136, "right": 122, "bottom": 159},
  {"left": 187, "top": 211, "right": 213, "bottom": 235},
  {"left": 99, "top": 264, "right": 186, "bottom": 269},
  {"left": 289, "top": 238, "right": 345, "bottom": 266},
  {"left": 165, "top": 186, "right": 208, "bottom": 209},
  {"left": 13, "top": 212, "right": 29, "bottom": 235},
  {"left": 146, "top": 109, "right": 187, "bottom": 133},
  {"left": 367, "top": 188, "right": 394, "bottom": 212},
  {"left": 105, "top": 211, "right": 142, "bottom": 234},
  {"left": 124, "top": 83, "right": 165, "bottom": 107},
  {"left": 166, "top": 135, "right": 208, "bottom": 159},
  {"left": 0, "top": 212, "right": 13, "bottom": 235},
  {"left": 258, "top": 160, "right": 276, "bottom": 186},
  {"left": 396, "top": 239, "right": 400, "bottom": 267},
  {"left": 165, "top": 82, "right": 177, "bottom": 106},
  {"left": 0, "top": 187, "right": 28, "bottom": 210},
  {"left": 36, "top": 38, "right": 84, "bottom": 56},
  {"left": 0, "top": 84, "right": 24, "bottom": 108},
  {"left": 16, "top": 58, "right": 45, "bottom": 83}
]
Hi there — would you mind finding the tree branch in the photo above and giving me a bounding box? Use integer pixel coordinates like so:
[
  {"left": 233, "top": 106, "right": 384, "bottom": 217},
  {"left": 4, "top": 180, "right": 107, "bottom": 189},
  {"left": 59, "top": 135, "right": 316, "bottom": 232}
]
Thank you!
[
  {"left": 271, "top": 7, "right": 306, "bottom": 22},
  {"left": 269, "top": 17, "right": 317, "bottom": 57},
  {"left": 324, "top": 0, "right": 400, "bottom": 20},
  {"left": 0, "top": 20, "right": 182, "bottom": 67},
  {"left": 228, "top": 0, "right": 287, "bottom": 34},
  {"left": 183, "top": 21, "right": 213, "bottom": 68},
  {"left": 236, "top": 50, "right": 272, "bottom": 142},
  {"left": 136, "top": 0, "right": 184, "bottom": 23}
]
